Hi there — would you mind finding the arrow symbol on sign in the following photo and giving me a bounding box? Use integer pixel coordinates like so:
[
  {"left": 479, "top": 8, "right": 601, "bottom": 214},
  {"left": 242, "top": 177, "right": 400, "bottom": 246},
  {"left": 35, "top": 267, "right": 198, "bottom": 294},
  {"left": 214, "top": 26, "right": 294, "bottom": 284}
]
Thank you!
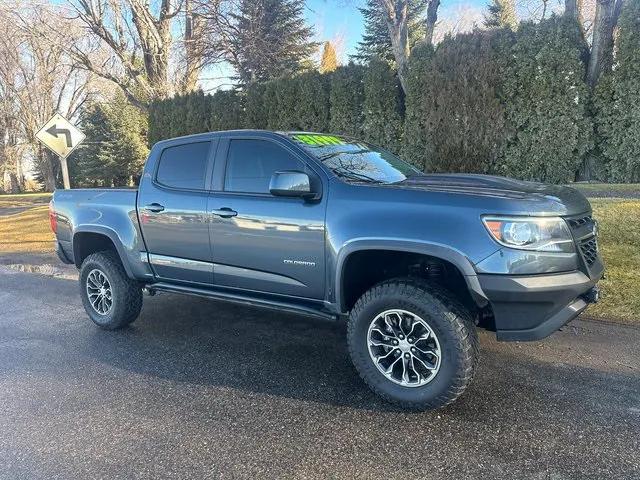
[{"left": 45, "top": 124, "right": 73, "bottom": 148}]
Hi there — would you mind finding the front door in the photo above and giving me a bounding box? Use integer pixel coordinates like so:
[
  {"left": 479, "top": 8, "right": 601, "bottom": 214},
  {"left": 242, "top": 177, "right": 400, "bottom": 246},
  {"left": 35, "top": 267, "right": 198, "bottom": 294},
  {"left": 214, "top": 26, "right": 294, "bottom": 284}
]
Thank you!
[
  {"left": 138, "top": 140, "right": 216, "bottom": 285},
  {"left": 208, "top": 137, "right": 326, "bottom": 299}
]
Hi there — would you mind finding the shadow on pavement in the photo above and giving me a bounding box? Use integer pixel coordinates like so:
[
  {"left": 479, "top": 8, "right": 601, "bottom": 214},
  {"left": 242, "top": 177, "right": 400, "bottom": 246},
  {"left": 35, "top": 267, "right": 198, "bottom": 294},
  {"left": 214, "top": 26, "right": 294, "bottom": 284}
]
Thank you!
[{"left": 76, "top": 292, "right": 640, "bottom": 418}]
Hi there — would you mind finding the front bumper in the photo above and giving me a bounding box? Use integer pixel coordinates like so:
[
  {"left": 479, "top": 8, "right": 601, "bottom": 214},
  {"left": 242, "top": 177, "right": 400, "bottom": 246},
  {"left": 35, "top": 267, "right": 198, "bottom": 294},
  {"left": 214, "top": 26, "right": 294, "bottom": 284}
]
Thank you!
[{"left": 479, "top": 264, "right": 603, "bottom": 341}]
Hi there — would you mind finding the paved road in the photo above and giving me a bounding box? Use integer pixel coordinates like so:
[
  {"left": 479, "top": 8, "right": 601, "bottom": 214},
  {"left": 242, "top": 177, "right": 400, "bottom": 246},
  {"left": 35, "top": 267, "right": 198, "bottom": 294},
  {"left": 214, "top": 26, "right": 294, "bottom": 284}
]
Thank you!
[{"left": 1, "top": 267, "right": 639, "bottom": 479}]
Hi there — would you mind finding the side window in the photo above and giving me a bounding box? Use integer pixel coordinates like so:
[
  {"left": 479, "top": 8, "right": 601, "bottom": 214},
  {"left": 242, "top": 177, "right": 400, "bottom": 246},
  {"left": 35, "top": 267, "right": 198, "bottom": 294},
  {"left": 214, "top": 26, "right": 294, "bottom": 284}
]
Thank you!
[
  {"left": 156, "top": 141, "right": 211, "bottom": 190},
  {"left": 224, "top": 139, "right": 304, "bottom": 194}
]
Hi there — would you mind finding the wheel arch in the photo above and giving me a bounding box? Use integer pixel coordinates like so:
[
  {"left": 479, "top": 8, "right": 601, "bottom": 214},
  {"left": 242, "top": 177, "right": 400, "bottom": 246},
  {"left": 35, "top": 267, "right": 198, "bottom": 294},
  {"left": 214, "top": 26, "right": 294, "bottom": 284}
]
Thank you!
[
  {"left": 334, "top": 239, "right": 488, "bottom": 314},
  {"left": 72, "top": 226, "right": 134, "bottom": 278}
]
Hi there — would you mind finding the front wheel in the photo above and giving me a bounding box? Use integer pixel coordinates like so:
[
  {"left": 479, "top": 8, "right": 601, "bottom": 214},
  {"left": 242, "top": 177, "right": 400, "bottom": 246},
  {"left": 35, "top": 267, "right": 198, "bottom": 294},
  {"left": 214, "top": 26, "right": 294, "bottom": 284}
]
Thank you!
[
  {"left": 79, "top": 251, "right": 143, "bottom": 330},
  {"left": 347, "top": 279, "right": 479, "bottom": 410}
]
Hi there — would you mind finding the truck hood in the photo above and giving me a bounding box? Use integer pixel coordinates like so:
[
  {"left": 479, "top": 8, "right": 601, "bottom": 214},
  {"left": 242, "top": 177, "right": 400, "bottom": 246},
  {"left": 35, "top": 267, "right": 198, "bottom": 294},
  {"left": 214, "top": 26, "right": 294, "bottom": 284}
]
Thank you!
[{"left": 389, "top": 174, "right": 591, "bottom": 216}]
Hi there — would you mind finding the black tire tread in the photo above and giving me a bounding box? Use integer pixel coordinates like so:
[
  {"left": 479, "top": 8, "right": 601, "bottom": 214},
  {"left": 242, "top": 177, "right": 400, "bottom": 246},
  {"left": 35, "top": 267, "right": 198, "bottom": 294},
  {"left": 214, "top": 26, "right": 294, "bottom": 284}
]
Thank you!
[
  {"left": 80, "top": 250, "right": 142, "bottom": 330},
  {"left": 347, "top": 278, "right": 479, "bottom": 410}
]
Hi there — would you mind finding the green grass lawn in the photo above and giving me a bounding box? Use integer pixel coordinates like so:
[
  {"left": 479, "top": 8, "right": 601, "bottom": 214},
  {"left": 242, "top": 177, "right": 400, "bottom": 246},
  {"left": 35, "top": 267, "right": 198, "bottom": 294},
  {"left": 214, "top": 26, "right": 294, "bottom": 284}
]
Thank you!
[
  {"left": 587, "top": 199, "right": 640, "bottom": 323},
  {"left": 0, "top": 193, "right": 638, "bottom": 323},
  {"left": 569, "top": 183, "right": 640, "bottom": 197}
]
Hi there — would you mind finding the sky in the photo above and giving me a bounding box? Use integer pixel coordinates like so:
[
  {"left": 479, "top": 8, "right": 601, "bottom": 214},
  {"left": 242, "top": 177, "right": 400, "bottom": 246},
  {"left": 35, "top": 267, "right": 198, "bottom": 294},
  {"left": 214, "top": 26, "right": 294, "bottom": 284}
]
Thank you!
[{"left": 304, "top": 0, "right": 488, "bottom": 61}]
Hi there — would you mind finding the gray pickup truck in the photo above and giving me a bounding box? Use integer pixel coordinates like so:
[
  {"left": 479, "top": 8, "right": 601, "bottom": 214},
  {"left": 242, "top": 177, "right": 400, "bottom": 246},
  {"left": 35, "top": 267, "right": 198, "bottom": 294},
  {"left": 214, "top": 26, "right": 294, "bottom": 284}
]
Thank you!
[{"left": 51, "top": 130, "right": 603, "bottom": 410}]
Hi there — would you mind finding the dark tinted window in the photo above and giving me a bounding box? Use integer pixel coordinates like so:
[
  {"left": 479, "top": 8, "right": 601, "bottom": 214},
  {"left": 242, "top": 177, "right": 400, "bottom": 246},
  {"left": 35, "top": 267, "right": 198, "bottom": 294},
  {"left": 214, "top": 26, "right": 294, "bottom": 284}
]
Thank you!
[
  {"left": 156, "top": 141, "right": 211, "bottom": 190},
  {"left": 225, "top": 139, "right": 303, "bottom": 194}
]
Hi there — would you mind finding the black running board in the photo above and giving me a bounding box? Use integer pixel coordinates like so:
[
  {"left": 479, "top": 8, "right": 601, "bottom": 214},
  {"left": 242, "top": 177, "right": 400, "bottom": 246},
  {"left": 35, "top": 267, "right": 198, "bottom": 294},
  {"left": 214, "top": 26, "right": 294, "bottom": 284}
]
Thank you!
[{"left": 148, "top": 282, "right": 338, "bottom": 322}]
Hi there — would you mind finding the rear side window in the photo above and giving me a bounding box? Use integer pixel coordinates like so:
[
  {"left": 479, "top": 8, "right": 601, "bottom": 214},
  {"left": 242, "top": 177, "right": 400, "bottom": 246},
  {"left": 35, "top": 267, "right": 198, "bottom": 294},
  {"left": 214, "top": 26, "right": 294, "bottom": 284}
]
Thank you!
[
  {"left": 156, "top": 141, "right": 211, "bottom": 190},
  {"left": 224, "top": 139, "right": 303, "bottom": 194}
]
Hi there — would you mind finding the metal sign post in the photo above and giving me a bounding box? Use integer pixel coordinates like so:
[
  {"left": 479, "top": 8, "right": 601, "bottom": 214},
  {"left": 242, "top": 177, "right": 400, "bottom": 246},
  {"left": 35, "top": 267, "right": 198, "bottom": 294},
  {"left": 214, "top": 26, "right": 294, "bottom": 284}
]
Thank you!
[{"left": 35, "top": 113, "right": 85, "bottom": 189}]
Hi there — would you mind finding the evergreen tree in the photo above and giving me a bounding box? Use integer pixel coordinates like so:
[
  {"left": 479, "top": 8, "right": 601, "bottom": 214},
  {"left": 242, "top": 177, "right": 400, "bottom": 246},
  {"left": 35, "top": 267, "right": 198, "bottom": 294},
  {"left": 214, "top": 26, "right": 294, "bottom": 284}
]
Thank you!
[
  {"left": 71, "top": 94, "right": 148, "bottom": 187},
  {"left": 594, "top": 0, "right": 640, "bottom": 182},
  {"left": 484, "top": 0, "right": 518, "bottom": 30},
  {"left": 232, "top": 0, "right": 317, "bottom": 84},
  {"left": 329, "top": 63, "right": 366, "bottom": 137},
  {"left": 295, "top": 71, "right": 330, "bottom": 131},
  {"left": 498, "top": 16, "right": 592, "bottom": 183},
  {"left": 319, "top": 41, "right": 339, "bottom": 73},
  {"left": 184, "top": 90, "right": 211, "bottom": 135},
  {"left": 363, "top": 58, "right": 404, "bottom": 151},
  {"left": 403, "top": 32, "right": 507, "bottom": 173},
  {"left": 243, "top": 83, "right": 268, "bottom": 128},
  {"left": 211, "top": 90, "right": 244, "bottom": 131},
  {"left": 354, "top": 0, "right": 429, "bottom": 65}
]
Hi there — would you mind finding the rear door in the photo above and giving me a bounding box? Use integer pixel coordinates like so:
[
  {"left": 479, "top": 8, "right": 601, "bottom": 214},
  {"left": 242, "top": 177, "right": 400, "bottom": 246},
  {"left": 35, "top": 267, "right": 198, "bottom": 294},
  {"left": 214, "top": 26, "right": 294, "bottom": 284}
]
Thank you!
[
  {"left": 138, "top": 139, "right": 216, "bottom": 284},
  {"left": 208, "top": 135, "right": 327, "bottom": 299}
]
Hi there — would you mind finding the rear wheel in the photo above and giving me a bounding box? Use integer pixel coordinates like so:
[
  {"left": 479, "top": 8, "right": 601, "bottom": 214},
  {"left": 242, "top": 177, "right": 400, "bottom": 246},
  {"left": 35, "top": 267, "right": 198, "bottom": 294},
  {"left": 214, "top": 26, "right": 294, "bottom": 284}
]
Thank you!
[
  {"left": 79, "top": 251, "right": 142, "bottom": 330},
  {"left": 347, "top": 278, "right": 479, "bottom": 410}
]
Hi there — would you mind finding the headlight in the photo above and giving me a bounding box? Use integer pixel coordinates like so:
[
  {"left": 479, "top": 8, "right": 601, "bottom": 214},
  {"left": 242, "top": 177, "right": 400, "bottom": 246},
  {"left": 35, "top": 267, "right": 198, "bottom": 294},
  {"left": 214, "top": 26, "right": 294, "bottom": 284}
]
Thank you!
[{"left": 482, "top": 216, "right": 574, "bottom": 253}]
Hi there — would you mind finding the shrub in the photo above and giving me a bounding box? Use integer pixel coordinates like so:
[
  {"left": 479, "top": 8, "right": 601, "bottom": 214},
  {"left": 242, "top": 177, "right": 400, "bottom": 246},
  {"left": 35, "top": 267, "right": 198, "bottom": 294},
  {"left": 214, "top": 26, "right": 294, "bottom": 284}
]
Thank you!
[
  {"left": 211, "top": 90, "right": 244, "bottom": 131},
  {"left": 497, "top": 16, "right": 592, "bottom": 183},
  {"left": 403, "top": 32, "right": 507, "bottom": 173},
  {"left": 363, "top": 58, "right": 404, "bottom": 152},
  {"left": 593, "top": 0, "right": 640, "bottom": 182},
  {"left": 329, "top": 63, "right": 366, "bottom": 137},
  {"left": 295, "top": 71, "right": 331, "bottom": 132}
]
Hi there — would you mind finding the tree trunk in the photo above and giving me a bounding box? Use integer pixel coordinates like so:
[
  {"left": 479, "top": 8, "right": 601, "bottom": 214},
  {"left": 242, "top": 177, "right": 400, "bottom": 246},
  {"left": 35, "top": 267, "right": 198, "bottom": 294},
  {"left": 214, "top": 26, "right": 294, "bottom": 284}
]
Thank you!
[
  {"left": 587, "top": 0, "right": 623, "bottom": 88},
  {"left": 378, "top": 0, "right": 410, "bottom": 94},
  {"left": 183, "top": 0, "right": 204, "bottom": 92},
  {"left": 424, "top": 0, "right": 440, "bottom": 45},
  {"left": 565, "top": 0, "right": 579, "bottom": 19}
]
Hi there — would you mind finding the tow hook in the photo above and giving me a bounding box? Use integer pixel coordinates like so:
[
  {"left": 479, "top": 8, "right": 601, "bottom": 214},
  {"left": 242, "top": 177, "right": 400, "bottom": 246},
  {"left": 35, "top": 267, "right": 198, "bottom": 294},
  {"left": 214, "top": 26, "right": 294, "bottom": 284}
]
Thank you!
[{"left": 581, "top": 286, "right": 600, "bottom": 304}]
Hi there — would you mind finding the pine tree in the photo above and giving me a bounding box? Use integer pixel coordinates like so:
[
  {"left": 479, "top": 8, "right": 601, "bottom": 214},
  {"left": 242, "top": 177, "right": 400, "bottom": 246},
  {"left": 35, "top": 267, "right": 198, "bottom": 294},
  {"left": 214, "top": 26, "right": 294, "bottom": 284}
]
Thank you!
[
  {"left": 319, "top": 41, "right": 339, "bottom": 73},
  {"left": 232, "top": 0, "right": 318, "bottom": 84},
  {"left": 71, "top": 93, "right": 148, "bottom": 187},
  {"left": 353, "top": 0, "right": 429, "bottom": 65},
  {"left": 484, "top": 0, "right": 518, "bottom": 30}
]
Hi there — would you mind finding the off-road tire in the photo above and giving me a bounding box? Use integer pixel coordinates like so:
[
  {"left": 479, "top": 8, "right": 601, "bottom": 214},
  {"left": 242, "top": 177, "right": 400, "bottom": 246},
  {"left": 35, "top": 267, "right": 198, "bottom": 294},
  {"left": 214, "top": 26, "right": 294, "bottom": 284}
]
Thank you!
[
  {"left": 79, "top": 251, "right": 142, "bottom": 330},
  {"left": 347, "top": 278, "right": 479, "bottom": 410}
]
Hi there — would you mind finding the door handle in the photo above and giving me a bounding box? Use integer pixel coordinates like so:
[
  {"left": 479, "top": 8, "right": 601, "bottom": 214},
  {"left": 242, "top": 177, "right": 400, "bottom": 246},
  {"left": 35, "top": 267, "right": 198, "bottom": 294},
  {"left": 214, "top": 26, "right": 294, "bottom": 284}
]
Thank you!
[
  {"left": 144, "top": 203, "right": 165, "bottom": 213},
  {"left": 211, "top": 207, "right": 237, "bottom": 218}
]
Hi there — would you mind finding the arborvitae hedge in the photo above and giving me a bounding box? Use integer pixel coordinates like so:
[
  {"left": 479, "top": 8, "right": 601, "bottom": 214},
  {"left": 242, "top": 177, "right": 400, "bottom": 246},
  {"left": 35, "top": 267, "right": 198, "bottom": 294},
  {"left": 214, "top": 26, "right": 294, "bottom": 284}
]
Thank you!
[
  {"left": 403, "top": 32, "right": 506, "bottom": 173},
  {"left": 147, "top": 14, "right": 637, "bottom": 183},
  {"left": 594, "top": 0, "right": 640, "bottom": 182},
  {"left": 497, "top": 17, "right": 592, "bottom": 183},
  {"left": 329, "top": 63, "right": 365, "bottom": 138},
  {"left": 362, "top": 58, "right": 404, "bottom": 152}
]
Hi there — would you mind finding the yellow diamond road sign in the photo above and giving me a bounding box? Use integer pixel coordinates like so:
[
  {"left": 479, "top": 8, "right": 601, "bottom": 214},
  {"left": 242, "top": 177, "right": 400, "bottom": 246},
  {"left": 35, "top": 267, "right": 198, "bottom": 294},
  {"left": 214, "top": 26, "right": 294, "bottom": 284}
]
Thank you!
[{"left": 36, "top": 113, "right": 85, "bottom": 159}]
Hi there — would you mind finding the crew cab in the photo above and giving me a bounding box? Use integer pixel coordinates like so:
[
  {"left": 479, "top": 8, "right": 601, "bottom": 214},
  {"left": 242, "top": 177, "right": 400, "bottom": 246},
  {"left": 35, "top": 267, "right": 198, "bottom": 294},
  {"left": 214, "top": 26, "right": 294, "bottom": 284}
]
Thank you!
[{"left": 50, "top": 130, "right": 603, "bottom": 409}]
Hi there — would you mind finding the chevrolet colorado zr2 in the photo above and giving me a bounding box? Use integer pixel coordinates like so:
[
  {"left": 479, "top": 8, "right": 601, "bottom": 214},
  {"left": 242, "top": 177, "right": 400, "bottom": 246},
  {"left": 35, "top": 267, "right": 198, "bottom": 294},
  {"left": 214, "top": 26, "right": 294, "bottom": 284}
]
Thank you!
[{"left": 50, "top": 131, "right": 603, "bottom": 410}]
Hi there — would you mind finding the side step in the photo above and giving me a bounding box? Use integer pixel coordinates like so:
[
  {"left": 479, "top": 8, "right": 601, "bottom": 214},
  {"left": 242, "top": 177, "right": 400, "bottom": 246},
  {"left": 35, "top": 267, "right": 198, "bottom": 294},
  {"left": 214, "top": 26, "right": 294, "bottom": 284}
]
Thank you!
[{"left": 148, "top": 282, "right": 338, "bottom": 322}]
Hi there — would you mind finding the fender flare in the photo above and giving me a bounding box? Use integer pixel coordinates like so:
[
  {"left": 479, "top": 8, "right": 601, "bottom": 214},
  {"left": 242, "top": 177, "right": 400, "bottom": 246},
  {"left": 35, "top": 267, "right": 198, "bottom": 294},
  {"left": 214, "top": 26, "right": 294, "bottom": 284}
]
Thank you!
[
  {"left": 334, "top": 238, "right": 488, "bottom": 313},
  {"left": 72, "top": 225, "right": 135, "bottom": 278}
]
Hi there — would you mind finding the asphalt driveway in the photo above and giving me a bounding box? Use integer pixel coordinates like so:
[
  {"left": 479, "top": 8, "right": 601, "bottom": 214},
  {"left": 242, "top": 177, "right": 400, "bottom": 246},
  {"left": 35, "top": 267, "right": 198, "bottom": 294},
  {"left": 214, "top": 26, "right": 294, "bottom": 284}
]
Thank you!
[{"left": 0, "top": 266, "right": 638, "bottom": 479}]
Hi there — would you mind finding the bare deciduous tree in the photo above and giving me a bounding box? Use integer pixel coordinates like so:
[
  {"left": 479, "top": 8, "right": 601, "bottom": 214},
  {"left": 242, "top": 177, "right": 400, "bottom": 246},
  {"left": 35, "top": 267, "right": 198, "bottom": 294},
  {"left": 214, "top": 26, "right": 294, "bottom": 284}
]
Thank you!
[
  {"left": 586, "top": 0, "right": 624, "bottom": 88},
  {"left": 58, "top": 0, "right": 184, "bottom": 108},
  {"left": 375, "top": 0, "right": 441, "bottom": 94},
  {"left": 0, "top": 1, "right": 97, "bottom": 191}
]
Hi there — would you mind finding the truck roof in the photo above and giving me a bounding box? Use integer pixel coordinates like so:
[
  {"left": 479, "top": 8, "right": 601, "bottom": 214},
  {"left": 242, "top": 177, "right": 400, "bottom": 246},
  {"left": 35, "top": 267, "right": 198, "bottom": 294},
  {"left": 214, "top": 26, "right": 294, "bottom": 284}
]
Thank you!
[{"left": 151, "top": 130, "right": 343, "bottom": 148}]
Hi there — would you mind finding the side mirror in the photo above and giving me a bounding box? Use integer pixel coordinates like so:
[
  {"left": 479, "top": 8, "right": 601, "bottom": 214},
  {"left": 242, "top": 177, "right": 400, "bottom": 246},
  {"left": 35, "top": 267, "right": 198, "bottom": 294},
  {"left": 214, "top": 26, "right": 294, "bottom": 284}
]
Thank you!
[{"left": 269, "top": 171, "right": 317, "bottom": 199}]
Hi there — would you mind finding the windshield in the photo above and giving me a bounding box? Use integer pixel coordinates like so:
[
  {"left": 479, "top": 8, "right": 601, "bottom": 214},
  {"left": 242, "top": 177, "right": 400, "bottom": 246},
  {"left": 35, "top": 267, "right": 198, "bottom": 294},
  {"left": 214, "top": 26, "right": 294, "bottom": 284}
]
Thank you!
[{"left": 289, "top": 133, "right": 421, "bottom": 184}]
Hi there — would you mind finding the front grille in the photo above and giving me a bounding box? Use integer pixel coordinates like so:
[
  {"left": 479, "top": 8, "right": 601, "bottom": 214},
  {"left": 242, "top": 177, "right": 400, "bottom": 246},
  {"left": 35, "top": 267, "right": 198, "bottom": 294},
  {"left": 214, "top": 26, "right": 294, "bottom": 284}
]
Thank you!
[
  {"left": 566, "top": 214, "right": 599, "bottom": 269},
  {"left": 567, "top": 215, "right": 592, "bottom": 229},
  {"left": 579, "top": 236, "right": 598, "bottom": 266}
]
